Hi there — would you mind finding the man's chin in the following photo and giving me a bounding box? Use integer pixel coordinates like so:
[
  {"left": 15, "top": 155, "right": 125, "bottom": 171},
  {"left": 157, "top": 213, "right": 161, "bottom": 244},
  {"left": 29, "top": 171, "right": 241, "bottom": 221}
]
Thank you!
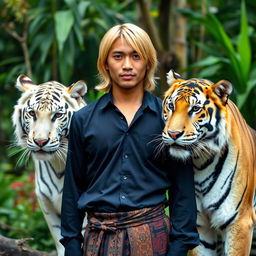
[{"left": 114, "top": 81, "right": 143, "bottom": 90}]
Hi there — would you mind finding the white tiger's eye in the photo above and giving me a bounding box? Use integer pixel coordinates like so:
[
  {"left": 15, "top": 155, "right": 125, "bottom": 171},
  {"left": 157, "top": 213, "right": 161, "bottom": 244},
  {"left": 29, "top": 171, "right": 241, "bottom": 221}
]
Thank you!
[
  {"left": 28, "top": 110, "right": 36, "bottom": 117},
  {"left": 54, "top": 113, "right": 63, "bottom": 119}
]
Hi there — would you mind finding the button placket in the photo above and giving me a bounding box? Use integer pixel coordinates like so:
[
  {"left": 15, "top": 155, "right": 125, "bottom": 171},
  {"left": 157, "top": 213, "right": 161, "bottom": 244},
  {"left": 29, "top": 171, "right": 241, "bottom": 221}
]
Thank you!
[{"left": 120, "top": 124, "right": 130, "bottom": 205}]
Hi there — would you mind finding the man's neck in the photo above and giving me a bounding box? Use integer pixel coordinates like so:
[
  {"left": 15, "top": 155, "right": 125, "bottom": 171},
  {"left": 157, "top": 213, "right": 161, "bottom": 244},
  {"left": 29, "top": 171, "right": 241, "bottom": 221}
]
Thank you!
[
  {"left": 112, "top": 87, "right": 144, "bottom": 105},
  {"left": 112, "top": 86, "right": 145, "bottom": 126}
]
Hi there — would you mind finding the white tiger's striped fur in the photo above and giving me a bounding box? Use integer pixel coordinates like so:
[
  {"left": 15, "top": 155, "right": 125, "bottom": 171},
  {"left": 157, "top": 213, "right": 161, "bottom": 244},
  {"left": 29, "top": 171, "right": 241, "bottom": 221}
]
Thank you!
[
  {"left": 162, "top": 70, "right": 256, "bottom": 256},
  {"left": 12, "top": 75, "right": 87, "bottom": 256}
]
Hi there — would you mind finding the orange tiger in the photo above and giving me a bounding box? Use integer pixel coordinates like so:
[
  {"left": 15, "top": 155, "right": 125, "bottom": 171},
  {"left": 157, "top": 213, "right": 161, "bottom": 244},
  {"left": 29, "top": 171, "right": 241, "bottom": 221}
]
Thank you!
[{"left": 162, "top": 70, "right": 256, "bottom": 256}]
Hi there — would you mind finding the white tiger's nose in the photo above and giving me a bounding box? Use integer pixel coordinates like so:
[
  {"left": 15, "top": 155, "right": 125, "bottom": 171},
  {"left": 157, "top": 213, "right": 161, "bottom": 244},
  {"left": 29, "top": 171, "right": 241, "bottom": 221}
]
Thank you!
[{"left": 33, "top": 138, "right": 49, "bottom": 147}]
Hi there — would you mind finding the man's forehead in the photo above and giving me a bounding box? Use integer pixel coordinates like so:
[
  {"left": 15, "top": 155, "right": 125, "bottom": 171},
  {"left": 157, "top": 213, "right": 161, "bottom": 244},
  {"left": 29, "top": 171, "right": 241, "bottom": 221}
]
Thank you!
[{"left": 109, "top": 37, "right": 137, "bottom": 53}]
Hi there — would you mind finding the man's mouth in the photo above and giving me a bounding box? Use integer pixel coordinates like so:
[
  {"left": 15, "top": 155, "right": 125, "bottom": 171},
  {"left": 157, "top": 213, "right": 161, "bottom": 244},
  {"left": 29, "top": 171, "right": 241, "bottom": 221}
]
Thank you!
[{"left": 120, "top": 73, "right": 135, "bottom": 80}]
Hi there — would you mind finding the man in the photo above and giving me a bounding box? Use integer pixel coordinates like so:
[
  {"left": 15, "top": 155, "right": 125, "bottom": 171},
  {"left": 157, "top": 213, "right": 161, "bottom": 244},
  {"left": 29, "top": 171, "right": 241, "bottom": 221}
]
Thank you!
[{"left": 60, "top": 23, "right": 199, "bottom": 256}]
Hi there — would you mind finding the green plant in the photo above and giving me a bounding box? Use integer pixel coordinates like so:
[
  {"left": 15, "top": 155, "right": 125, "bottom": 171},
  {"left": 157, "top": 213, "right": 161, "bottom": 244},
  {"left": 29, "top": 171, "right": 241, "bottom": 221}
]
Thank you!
[
  {"left": 0, "top": 163, "right": 55, "bottom": 252},
  {"left": 179, "top": 0, "right": 256, "bottom": 127}
]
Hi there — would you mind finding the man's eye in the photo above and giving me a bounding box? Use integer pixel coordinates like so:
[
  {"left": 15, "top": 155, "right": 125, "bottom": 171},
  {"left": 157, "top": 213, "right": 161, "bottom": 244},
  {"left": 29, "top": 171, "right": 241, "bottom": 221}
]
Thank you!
[
  {"left": 133, "top": 54, "right": 140, "bottom": 60},
  {"left": 113, "top": 55, "right": 122, "bottom": 60}
]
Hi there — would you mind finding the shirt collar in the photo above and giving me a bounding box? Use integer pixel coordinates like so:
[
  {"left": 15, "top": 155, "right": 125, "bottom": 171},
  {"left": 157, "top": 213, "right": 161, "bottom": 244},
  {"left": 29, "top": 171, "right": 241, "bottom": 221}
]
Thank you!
[
  {"left": 99, "top": 92, "right": 114, "bottom": 110},
  {"left": 141, "top": 91, "right": 158, "bottom": 113},
  {"left": 99, "top": 91, "right": 158, "bottom": 113}
]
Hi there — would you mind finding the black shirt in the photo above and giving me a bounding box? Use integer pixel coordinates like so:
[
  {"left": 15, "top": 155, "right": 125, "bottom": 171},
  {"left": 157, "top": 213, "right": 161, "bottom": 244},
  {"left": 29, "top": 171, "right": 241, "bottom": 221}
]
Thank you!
[{"left": 60, "top": 91, "right": 199, "bottom": 256}]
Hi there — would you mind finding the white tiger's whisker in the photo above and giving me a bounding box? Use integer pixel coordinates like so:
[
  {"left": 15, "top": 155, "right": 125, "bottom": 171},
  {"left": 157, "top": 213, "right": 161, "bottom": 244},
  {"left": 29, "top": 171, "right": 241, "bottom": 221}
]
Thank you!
[
  {"left": 16, "top": 149, "right": 31, "bottom": 167},
  {"left": 8, "top": 146, "right": 27, "bottom": 157}
]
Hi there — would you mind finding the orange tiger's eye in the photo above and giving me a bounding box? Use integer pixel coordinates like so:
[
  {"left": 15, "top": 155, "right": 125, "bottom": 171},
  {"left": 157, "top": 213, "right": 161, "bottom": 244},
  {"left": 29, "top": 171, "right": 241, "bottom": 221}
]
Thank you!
[
  {"left": 192, "top": 105, "right": 201, "bottom": 112},
  {"left": 168, "top": 102, "right": 174, "bottom": 110}
]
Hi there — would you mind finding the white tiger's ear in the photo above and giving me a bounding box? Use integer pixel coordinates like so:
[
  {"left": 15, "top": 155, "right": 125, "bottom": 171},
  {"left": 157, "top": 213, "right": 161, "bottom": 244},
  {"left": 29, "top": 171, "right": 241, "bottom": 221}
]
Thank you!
[
  {"left": 166, "top": 69, "right": 183, "bottom": 86},
  {"left": 213, "top": 80, "right": 233, "bottom": 105},
  {"left": 16, "top": 75, "right": 37, "bottom": 92},
  {"left": 68, "top": 80, "right": 87, "bottom": 98}
]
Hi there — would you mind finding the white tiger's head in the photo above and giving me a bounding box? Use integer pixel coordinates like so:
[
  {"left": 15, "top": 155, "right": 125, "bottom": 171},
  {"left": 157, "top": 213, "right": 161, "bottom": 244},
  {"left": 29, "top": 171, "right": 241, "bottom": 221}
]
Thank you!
[{"left": 12, "top": 75, "right": 87, "bottom": 161}]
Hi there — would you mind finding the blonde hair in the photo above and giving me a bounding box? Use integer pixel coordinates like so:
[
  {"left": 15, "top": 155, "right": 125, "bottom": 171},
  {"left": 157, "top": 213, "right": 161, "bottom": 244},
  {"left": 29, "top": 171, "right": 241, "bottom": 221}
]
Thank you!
[{"left": 95, "top": 23, "right": 158, "bottom": 92}]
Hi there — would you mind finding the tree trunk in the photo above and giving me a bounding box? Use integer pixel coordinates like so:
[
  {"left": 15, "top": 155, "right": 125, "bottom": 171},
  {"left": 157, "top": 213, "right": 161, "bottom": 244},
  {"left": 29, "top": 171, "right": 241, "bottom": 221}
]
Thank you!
[
  {"left": 136, "top": 0, "right": 183, "bottom": 93},
  {"left": 170, "top": 0, "right": 187, "bottom": 76},
  {"left": 158, "top": 0, "right": 172, "bottom": 51},
  {"left": 0, "top": 235, "right": 56, "bottom": 256},
  {"left": 51, "top": 0, "right": 58, "bottom": 81},
  {"left": 2, "top": 17, "right": 32, "bottom": 78},
  {"left": 137, "top": 0, "right": 164, "bottom": 54}
]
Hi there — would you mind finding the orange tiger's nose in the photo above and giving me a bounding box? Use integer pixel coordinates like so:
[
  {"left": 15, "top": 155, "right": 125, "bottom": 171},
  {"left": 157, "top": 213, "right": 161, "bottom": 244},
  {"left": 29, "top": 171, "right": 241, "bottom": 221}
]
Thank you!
[
  {"left": 34, "top": 138, "right": 49, "bottom": 147},
  {"left": 167, "top": 130, "right": 184, "bottom": 140}
]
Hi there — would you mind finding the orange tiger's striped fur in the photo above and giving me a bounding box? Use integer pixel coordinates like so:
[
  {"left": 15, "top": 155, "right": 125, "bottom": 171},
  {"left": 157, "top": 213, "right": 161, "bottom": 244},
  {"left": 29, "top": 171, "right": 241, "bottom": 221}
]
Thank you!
[{"left": 162, "top": 70, "right": 256, "bottom": 256}]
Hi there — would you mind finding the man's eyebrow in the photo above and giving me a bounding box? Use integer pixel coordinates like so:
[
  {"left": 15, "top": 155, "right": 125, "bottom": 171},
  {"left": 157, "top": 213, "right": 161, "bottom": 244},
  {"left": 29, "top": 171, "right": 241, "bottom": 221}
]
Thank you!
[
  {"left": 111, "top": 50, "right": 138, "bottom": 54},
  {"left": 112, "top": 51, "right": 123, "bottom": 54}
]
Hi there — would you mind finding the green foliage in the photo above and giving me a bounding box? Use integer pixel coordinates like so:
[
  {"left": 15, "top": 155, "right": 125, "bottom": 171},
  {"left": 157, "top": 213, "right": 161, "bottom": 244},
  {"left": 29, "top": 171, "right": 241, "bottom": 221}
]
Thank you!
[
  {"left": 0, "top": 0, "right": 135, "bottom": 85},
  {"left": 179, "top": 0, "right": 256, "bottom": 127},
  {"left": 0, "top": 162, "right": 55, "bottom": 252},
  {"left": 3, "top": 0, "right": 29, "bottom": 22},
  {"left": 54, "top": 10, "right": 74, "bottom": 52},
  {"left": 87, "top": 91, "right": 103, "bottom": 103},
  {"left": 1, "top": 0, "right": 256, "bottom": 253}
]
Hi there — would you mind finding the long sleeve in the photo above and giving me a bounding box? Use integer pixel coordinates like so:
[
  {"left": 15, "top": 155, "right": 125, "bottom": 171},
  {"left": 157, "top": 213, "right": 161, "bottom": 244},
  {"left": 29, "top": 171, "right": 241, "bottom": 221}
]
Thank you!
[
  {"left": 167, "top": 158, "right": 200, "bottom": 256},
  {"left": 60, "top": 113, "right": 86, "bottom": 256}
]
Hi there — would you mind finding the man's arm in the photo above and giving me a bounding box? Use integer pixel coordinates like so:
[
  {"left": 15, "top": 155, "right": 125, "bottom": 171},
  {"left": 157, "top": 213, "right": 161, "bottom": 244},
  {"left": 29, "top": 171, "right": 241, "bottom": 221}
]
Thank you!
[
  {"left": 167, "top": 158, "right": 200, "bottom": 256},
  {"left": 60, "top": 113, "right": 86, "bottom": 256}
]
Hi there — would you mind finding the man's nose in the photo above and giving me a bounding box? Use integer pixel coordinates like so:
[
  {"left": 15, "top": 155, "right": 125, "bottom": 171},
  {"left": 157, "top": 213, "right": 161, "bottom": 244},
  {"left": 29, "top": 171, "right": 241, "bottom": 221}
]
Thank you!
[{"left": 123, "top": 57, "right": 132, "bottom": 69}]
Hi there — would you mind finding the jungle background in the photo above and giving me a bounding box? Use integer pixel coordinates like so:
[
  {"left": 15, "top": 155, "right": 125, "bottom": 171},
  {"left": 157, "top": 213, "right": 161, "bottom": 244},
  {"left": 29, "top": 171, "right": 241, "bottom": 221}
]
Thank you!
[{"left": 1, "top": 0, "right": 256, "bottom": 255}]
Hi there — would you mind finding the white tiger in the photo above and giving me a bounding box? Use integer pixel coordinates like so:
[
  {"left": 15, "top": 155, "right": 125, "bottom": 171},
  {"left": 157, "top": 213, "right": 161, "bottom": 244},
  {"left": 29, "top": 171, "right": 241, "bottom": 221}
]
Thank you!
[{"left": 12, "top": 75, "right": 87, "bottom": 256}]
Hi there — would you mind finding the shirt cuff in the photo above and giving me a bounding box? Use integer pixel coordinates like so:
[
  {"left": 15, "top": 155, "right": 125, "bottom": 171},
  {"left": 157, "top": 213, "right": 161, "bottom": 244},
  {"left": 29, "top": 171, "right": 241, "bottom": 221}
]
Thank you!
[
  {"left": 60, "top": 237, "right": 83, "bottom": 256},
  {"left": 167, "top": 241, "right": 190, "bottom": 256},
  {"left": 167, "top": 235, "right": 199, "bottom": 256}
]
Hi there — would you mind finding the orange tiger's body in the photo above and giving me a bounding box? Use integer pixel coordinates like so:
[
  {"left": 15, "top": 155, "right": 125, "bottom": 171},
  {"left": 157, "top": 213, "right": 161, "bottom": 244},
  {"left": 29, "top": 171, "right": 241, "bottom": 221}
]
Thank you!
[{"left": 162, "top": 70, "right": 256, "bottom": 256}]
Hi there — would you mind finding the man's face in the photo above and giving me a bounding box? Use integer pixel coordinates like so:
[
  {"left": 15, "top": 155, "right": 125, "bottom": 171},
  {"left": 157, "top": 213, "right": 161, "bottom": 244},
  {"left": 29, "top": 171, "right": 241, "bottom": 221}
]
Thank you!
[{"left": 105, "top": 37, "right": 147, "bottom": 90}]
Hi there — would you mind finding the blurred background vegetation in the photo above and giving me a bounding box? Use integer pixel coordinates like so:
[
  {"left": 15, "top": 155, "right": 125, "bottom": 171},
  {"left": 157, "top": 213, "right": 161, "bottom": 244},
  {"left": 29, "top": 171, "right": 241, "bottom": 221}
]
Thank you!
[{"left": 0, "top": 0, "right": 256, "bottom": 253}]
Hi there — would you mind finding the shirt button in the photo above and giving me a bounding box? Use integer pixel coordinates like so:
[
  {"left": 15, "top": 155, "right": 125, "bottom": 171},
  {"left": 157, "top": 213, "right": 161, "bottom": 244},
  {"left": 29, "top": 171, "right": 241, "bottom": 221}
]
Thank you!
[
  {"left": 121, "top": 195, "right": 126, "bottom": 199},
  {"left": 124, "top": 154, "right": 128, "bottom": 159},
  {"left": 123, "top": 176, "right": 127, "bottom": 180}
]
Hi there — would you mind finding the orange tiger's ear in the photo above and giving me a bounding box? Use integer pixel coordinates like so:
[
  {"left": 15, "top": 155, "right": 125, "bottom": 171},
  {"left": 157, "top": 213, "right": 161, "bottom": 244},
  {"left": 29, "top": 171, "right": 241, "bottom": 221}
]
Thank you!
[
  {"left": 213, "top": 80, "right": 233, "bottom": 105},
  {"left": 166, "top": 70, "right": 183, "bottom": 87},
  {"left": 16, "top": 75, "right": 37, "bottom": 92}
]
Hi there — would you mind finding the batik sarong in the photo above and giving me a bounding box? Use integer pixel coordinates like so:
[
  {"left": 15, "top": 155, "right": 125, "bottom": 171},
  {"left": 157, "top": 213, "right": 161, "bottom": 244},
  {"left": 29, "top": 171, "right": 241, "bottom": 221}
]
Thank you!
[{"left": 83, "top": 204, "right": 170, "bottom": 256}]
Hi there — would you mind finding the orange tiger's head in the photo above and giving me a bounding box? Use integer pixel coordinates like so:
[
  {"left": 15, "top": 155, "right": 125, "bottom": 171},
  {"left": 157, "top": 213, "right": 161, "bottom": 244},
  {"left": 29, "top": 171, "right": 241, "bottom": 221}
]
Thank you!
[{"left": 162, "top": 70, "right": 233, "bottom": 160}]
